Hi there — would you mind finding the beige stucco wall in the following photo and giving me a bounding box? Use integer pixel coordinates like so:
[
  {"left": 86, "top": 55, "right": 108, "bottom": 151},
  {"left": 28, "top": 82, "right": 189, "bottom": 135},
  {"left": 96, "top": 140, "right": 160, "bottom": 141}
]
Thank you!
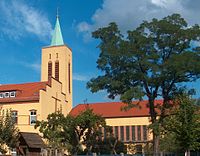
[
  {"left": 40, "top": 77, "right": 71, "bottom": 120},
  {"left": 0, "top": 102, "right": 40, "bottom": 133},
  {"left": 105, "top": 116, "right": 151, "bottom": 126},
  {"left": 41, "top": 45, "right": 72, "bottom": 107}
]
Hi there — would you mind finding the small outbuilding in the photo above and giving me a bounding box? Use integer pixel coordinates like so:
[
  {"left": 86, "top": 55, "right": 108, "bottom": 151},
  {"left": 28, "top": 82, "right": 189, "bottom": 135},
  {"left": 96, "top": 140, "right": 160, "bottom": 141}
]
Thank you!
[{"left": 17, "top": 132, "right": 45, "bottom": 156}]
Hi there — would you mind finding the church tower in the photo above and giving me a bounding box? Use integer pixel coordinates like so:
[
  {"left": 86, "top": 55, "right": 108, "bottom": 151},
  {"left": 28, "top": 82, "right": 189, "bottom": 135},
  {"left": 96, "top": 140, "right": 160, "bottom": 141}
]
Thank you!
[{"left": 41, "top": 15, "right": 72, "bottom": 106}]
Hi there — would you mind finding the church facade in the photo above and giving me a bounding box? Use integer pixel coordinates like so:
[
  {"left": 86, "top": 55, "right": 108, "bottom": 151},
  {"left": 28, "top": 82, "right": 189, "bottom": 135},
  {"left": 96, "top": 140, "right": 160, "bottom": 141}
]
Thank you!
[
  {"left": 0, "top": 16, "right": 72, "bottom": 133},
  {"left": 0, "top": 14, "right": 156, "bottom": 154}
]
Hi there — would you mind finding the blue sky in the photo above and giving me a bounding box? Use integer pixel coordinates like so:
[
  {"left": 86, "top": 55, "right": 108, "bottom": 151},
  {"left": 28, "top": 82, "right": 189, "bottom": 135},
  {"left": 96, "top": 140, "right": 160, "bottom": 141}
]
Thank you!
[{"left": 1, "top": 0, "right": 200, "bottom": 107}]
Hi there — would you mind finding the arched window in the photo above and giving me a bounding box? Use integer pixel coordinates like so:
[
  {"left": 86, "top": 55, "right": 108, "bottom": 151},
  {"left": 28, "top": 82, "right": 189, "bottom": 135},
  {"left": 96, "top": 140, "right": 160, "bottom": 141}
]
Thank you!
[
  {"left": 55, "top": 61, "right": 59, "bottom": 81},
  {"left": 48, "top": 61, "right": 52, "bottom": 79},
  {"left": 68, "top": 63, "right": 71, "bottom": 93}
]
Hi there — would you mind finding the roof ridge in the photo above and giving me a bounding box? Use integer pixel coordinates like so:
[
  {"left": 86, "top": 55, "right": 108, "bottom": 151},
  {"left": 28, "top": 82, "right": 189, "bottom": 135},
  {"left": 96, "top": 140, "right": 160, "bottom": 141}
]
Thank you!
[{"left": 0, "top": 81, "right": 47, "bottom": 86}]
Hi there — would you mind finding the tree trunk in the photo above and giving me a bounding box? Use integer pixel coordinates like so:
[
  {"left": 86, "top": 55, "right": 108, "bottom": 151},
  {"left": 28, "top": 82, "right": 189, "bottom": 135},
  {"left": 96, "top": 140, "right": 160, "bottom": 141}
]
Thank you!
[
  {"left": 185, "top": 150, "right": 190, "bottom": 156},
  {"left": 153, "top": 134, "right": 160, "bottom": 156},
  {"left": 149, "top": 97, "right": 160, "bottom": 156}
]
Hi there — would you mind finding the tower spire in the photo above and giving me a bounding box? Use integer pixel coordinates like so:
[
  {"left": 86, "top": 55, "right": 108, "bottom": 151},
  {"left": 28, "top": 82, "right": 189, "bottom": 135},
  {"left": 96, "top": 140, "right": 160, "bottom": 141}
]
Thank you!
[
  {"left": 50, "top": 9, "right": 64, "bottom": 46},
  {"left": 56, "top": 7, "right": 59, "bottom": 19}
]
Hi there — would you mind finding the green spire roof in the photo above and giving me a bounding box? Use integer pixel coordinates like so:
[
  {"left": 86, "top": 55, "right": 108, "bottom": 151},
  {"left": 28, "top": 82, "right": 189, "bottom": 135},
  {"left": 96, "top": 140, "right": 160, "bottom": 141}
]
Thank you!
[{"left": 50, "top": 16, "right": 64, "bottom": 46}]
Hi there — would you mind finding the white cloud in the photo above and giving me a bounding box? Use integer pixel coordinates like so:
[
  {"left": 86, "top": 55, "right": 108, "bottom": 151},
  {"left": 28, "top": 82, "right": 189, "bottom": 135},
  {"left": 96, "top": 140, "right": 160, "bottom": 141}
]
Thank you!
[
  {"left": 18, "top": 61, "right": 41, "bottom": 73},
  {"left": 0, "top": 1, "right": 52, "bottom": 41},
  {"left": 73, "top": 73, "right": 90, "bottom": 82},
  {"left": 77, "top": 0, "right": 200, "bottom": 40}
]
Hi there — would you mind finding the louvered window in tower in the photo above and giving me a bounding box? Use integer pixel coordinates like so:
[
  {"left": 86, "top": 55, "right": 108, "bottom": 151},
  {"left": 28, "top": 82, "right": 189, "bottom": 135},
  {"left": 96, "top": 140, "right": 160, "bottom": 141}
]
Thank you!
[
  {"left": 48, "top": 61, "right": 52, "bottom": 79},
  {"left": 68, "top": 63, "right": 71, "bottom": 93},
  {"left": 55, "top": 61, "right": 59, "bottom": 81}
]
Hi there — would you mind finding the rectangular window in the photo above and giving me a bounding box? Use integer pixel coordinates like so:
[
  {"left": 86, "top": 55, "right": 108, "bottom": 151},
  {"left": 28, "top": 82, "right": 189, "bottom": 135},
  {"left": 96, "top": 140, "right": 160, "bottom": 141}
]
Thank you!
[
  {"left": 11, "top": 111, "right": 18, "bottom": 124},
  {"left": 132, "top": 126, "right": 135, "bottom": 141},
  {"left": 55, "top": 61, "right": 59, "bottom": 81},
  {"left": 126, "top": 126, "right": 130, "bottom": 141},
  {"left": 120, "top": 126, "right": 124, "bottom": 141},
  {"left": 104, "top": 127, "right": 107, "bottom": 138},
  {"left": 48, "top": 62, "right": 52, "bottom": 79},
  {"left": 10, "top": 91, "right": 16, "bottom": 98},
  {"left": 137, "top": 125, "right": 141, "bottom": 141},
  {"left": 143, "top": 125, "right": 147, "bottom": 141},
  {"left": 4, "top": 92, "right": 9, "bottom": 98},
  {"left": 30, "top": 110, "right": 37, "bottom": 125},
  {"left": 114, "top": 126, "right": 119, "bottom": 139},
  {"left": 0, "top": 93, "right": 3, "bottom": 98}
]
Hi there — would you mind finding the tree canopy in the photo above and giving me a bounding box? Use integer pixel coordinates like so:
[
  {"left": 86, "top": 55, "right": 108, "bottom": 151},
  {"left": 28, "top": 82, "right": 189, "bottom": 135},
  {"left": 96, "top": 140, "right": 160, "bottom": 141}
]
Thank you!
[
  {"left": 35, "top": 109, "right": 107, "bottom": 155},
  {"left": 87, "top": 13, "right": 200, "bottom": 154},
  {"left": 0, "top": 110, "right": 19, "bottom": 154},
  {"left": 161, "top": 93, "right": 200, "bottom": 155}
]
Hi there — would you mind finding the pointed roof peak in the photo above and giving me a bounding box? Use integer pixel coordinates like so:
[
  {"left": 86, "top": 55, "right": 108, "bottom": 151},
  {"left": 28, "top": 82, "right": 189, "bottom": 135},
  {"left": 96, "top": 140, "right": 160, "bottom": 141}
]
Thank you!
[{"left": 50, "top": 13, "right": 64, "bottom": 46}]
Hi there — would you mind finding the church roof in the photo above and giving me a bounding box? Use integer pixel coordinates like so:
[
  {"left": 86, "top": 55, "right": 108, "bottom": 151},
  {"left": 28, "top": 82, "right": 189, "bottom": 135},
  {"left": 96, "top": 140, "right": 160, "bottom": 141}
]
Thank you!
[
  {"left": 70, "top": 100, "right": 163, "bottom": 118},
  {"left": 50, "top": 16, "right": 64, "bottom": 46},
  {"left": 0, "top": 81, "right": 48, "bottom": 103}
]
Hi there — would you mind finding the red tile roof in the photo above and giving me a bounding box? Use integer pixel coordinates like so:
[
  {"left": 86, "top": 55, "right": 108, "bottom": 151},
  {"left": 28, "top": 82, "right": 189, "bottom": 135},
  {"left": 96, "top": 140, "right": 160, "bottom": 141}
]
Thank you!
[
  {"left": 0, "top": 81, "right": 48, "bottom": 103},
  {"left": 70, "top": 100, "right": 163, "bottom": 118}
]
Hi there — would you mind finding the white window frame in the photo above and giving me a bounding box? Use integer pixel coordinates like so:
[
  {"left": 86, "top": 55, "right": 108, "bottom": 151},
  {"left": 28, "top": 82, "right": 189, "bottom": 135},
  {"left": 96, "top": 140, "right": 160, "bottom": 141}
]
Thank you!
[
  {"left": 0, "top": 93, "right": 3, "bottom": 98},
  {"left": 30, "top": 110, "right": 37, "bottom": 125},
  {"left": 10, "top": 91, "right": 16, "bottom": 98},
  {"left": 4, "top": 92, "right": 10, "bottom": 98}
]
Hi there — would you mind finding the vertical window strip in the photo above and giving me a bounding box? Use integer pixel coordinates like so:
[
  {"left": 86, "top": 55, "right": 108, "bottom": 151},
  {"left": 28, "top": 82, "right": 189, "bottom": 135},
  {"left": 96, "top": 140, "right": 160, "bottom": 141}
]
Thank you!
[
  {"left": 132, "top": 126, "right": 135, "bottom": 141},
  {"left": 103, "top": 127, "right": 106, "bottom": 140},
  {"left": 126, "top": 126, "right": 130, "bottom": 141},
  {"left": 114, "top": 126, "right": 119, "bottom": 139},
  {"left": 143, "top": 125, "right": 147, "bottom": 141},
  {"left": 55, "top": 61, "right": 59, "bottom": 81},
  {"left": 137, "top": 125, "right": 141, "bottom": 141},
  {"left": 48, "top": 62, "right": 52, "bottom": 79},
  {"left": 120, "top": 126, "right": 124, "bottom": 141},
  {"left": 68, "top": 63, "right": 71, "bottom": 93}
]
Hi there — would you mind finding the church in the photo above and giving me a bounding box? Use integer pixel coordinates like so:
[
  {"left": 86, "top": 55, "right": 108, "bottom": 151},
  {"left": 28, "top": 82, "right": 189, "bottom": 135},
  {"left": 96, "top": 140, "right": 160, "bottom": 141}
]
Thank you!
[
  {"left": 0, "top": 16, "right": 72, "bottom": 133},
  {"left": 0, "top": 15, "right": 155, "bottom": 154}
]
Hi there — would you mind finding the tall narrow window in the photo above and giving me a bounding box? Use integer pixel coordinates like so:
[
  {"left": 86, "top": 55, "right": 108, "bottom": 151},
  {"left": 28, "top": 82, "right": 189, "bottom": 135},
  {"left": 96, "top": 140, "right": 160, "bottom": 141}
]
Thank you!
[
  {"left": 143, "top": 125, "right": 147, "bottom": 141},
  {"left": 126, "top": 126, "right": 130, "bottom": 141},
  {"left": 103, "top": 127, "right": 106, "bottom": 139},
  {"left": 120, "top": 126, "right": 124, "bottom": 141},
  {"left": 55, "top": 61, "right": 59, "bottom": 81},
  {"left": 68, "top": 63, "right": 71, "bottom": 93},
  {"left": 114, "top": 126, "right": 119, "bottom": 139},
  {"left": 137, "top": 125, "right": 141, "bottom": 141},
  {"left": 48, "top": 61, "right": 52, "bottom": 79},
  {"left": 30, "top": 110, "right": 37, "bottom": 125},
  {"left": 132, "top": 126, "right": 135, "bottom": 141},
  {"left": 11, "top": 111, "right": 18, "bottom": 124}
]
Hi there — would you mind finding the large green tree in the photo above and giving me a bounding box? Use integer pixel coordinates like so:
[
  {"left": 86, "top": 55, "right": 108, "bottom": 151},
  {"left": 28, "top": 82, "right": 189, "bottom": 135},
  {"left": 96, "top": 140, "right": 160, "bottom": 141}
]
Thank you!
[
  {"left": 0, "top": 110, "right": 19, "bottom": 154},
  {"left": 35, "top": 109, "right": 106, "bottom": 155},
  {"left": 70, "top": 109, "right": 106, "bottom": 155},
  {"left": 162, "top": 93, "right": 200, "bottom": 156},
  {"left": 87, "top": 14, "right": 200, "bottom": 155},
  {"left": 35, "top": 112, "right": 67, "bottom": 155}
]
